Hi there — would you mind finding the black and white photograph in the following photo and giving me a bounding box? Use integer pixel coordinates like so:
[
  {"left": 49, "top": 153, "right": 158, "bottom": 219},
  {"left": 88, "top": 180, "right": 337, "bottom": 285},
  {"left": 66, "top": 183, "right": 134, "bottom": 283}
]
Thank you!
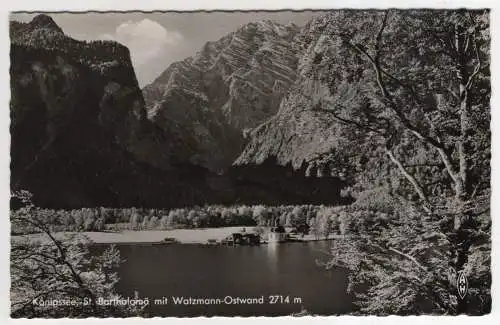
[{"left": 7, "top": 6, "right": 492, "bottom": 318}]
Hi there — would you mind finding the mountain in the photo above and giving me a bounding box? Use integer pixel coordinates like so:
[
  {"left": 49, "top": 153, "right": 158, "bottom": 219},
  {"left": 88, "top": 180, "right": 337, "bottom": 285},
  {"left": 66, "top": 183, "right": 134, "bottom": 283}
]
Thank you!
[
  {"left": 142, "top": 20, "right": 302, "bottom": 171},
  {"left": 234, "top": 14, "right": 350, "bottom": 178},
  {"left": 10, "top": 15, "right": 211, "bottom": 208},
  {"left": 10, "top": 14, "right": 348, "bottom": 208}
]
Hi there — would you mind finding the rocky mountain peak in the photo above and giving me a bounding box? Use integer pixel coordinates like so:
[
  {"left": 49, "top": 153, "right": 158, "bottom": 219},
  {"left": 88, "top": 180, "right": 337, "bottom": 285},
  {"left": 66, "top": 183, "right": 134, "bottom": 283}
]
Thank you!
[
  {"left": 10, "top": 12, "right": 351, "bottom": 208},
  {"left": 236, "top": 19, "right": 299, "bottom": 38},
  {"left": 30, "top": 14, "right": 63, "bottom": 33},
  {"left": 9, "top": 15, "right": 186, "bottom": 208},
  {"left": 234, "top": 12, "right": 348, "bottom": 177},
  {"left": 142, "top": 20, "right": 304, "bottom": 172},
  {"left": 10, "top": 14, "right": 64, "bottom": 41}
]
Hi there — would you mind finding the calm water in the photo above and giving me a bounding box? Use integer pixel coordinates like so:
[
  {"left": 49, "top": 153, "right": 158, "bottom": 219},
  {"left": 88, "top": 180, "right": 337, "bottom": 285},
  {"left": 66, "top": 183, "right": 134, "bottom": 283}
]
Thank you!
[{"left": 107, "top": 241, "right": 355, "bottom": 316}]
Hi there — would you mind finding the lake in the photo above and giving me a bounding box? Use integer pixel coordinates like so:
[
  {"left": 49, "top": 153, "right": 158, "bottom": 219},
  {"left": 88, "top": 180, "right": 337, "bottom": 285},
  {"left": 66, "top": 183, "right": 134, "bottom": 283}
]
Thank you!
[{"left": 107, "top": 241, "right": 355, "bottom": 316}]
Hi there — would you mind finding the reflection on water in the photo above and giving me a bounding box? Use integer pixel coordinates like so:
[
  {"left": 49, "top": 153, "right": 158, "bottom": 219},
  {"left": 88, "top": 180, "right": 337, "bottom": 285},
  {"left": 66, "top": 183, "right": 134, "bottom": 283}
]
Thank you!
[
  {"left": 102, "top": 241, "right": 355, "bottom": 316},
  {"left": 266, "top": 242, "right": 279, "bottom": 273}
]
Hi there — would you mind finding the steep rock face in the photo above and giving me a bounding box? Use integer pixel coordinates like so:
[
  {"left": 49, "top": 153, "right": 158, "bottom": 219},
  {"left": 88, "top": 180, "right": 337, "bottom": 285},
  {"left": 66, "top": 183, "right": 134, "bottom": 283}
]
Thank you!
[
  {"left": 235, "top": 14, "right": 349, "bottom": 178},
  {"left": 10, "top": 14, "right": 348, "bottom": 208},
  {"left": 234, "top": 93, "right": 342, "bottom": 171},
  {"left": 10, "top": 15, "right": 210, "bottom": 208},
  {"left": 143, "top": 20, "right": 302, "bottom": 171}
]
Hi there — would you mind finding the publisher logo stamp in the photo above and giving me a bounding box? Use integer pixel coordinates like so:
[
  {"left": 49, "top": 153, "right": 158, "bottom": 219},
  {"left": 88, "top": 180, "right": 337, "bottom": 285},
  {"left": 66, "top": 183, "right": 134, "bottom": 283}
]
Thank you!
[{"left": 457, "top": 271, "right": 468, "bottom": 299}]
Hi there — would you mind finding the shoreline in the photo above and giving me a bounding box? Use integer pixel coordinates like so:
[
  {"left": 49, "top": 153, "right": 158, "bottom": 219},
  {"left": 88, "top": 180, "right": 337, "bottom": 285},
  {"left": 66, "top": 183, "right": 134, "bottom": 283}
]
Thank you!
[{"left": 13, "top": 227, "right": 342, "bottom": 246}]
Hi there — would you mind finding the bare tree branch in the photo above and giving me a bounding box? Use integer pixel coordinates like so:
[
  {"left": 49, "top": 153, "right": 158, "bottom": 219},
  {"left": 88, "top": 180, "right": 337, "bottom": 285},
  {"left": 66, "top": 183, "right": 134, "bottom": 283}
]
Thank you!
[
  {"left": 349, "top": 40, "right": 449, "bottom": 150},
  {"left": 465, "top": 34, "right": 481, "bottom": 90},
  {"left": 388, "top": 247, "right": 428, "bottom": 272},
  {"left": 465, "top": 11, "right": 483, "bottom": 90},
  {"left": 384, "top": 146, "right": 431, "bottom": 212},
  {"left": 368, "top": 240, "right": 428, "bottom": 273},
  {"left": 340, "top": 12, "right": 464, "bottom": 197},
  {"left": 12, "top": 214, "right": 98, "bottom": 311},
  {"left": 312, "top": 106, "right": 384, "bottom": 135}
]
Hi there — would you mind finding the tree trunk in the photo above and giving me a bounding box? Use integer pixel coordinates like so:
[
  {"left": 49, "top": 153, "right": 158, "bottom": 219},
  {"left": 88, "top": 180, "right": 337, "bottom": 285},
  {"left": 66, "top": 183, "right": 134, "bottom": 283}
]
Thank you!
[
  {"left": 455, "top": 24, "right": 473, "bottom": 199},
  {"left": 385, "top": 147, "right": 429, "bottom": 206},
  {"left": 457, "top": 72, "right": 470, "bottom": 199}
]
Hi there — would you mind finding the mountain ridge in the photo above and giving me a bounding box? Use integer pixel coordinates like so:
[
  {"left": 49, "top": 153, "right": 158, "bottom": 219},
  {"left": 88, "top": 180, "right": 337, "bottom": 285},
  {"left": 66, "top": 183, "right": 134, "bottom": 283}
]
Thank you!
[
  {"left": 10, "top": 13, "right": 347, "bottom": 208},
  {"left": 234, "top": 13, "right": 349, "bottom": 178},
  {"left": 10, "top": 15, "right": 214, "bottom": 208},
  {"left": 142, "top": 19, "right": 304, "bottom": 171}
]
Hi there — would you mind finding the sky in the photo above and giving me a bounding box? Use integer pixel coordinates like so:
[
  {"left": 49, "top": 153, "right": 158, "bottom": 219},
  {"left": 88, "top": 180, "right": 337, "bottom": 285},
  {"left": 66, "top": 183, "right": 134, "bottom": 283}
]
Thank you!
[{"left": 10, "top": 11, "right": 324, "bottom": 87}]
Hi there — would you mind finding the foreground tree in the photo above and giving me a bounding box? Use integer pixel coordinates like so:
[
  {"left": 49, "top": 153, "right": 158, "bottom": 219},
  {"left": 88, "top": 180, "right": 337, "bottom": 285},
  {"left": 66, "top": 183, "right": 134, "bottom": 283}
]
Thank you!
[
  {"left": 10, "top": 191, "right": 144, "bottom": 318},
  {"left": 309, "top": 9, "right": 490, "bottom": 314}
]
